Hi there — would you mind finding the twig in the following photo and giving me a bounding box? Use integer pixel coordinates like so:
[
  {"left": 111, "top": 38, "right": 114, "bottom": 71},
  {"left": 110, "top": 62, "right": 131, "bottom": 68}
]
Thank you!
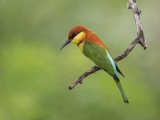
[
  {"left": 68, "top": 66, "right": 101, "bottom": 90},
  {"left": 115, "top": 0, "right": 147, "bottom": 62},
  {"left": 69, "top": 0, "right": 147, "bottom": 90}
]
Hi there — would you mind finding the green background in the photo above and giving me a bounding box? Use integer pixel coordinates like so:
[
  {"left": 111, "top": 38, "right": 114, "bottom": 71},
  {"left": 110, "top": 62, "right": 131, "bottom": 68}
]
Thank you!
[{"left": 0, "top": 0, "right": 160, "bottom": 120}]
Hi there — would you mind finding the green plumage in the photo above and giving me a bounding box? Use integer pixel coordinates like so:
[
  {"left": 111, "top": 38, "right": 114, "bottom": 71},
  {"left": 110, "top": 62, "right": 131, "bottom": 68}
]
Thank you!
[{"left": 82, "top": 41, "right": 128, "bottom": 103}]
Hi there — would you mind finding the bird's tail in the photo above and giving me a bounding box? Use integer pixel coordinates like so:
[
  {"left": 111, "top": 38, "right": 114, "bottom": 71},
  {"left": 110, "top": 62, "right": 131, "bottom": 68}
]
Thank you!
[{"left": 113, "top": 74, "right": 129, "bottom": 103}]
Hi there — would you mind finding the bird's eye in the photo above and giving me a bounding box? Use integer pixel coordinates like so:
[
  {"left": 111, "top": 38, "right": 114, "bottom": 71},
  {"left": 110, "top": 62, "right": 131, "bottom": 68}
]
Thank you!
[
  {"left": 73, "top": 32, "right": 77, "bottom": 35},
  {"left": 70, "top": 32, "right": 77, "bottom": 39}
]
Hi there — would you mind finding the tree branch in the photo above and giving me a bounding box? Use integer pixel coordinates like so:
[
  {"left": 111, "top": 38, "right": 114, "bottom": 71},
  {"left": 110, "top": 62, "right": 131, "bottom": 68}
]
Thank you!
[
  {"left": 69, "top": 0, "right": 147, "bottom": 90},
  {"left": 115, "top": 0, "right": 147, "bottom": 62},
  {"left": 68, "top": 66, "right": 101, "bottom": 90}
]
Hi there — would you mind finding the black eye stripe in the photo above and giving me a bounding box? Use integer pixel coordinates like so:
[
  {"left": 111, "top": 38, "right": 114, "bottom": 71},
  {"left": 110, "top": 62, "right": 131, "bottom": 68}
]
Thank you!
[
  {"left": 70, "top": 32, "right": 77, "bottom": 39},
  {"left": 72, "top": 32, "right": 77, "bottom": 38}
]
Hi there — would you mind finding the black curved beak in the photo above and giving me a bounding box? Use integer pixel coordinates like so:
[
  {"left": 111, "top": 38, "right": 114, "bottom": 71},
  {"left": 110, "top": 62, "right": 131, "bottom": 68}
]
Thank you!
[{"left": 60, "top": 38, "right": 73, "bottom": 51}]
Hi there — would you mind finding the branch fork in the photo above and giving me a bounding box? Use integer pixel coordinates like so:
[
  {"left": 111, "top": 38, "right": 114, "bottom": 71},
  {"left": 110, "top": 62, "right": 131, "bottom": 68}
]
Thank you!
[{"left": 69, "top": 0, "right": 147, "bottom": 90}]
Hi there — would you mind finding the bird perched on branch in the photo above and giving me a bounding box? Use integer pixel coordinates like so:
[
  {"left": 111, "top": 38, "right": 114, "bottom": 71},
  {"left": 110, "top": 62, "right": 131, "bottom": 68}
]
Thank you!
[{"left": 60, "top": 25, "right": 129, "bottom": 103}]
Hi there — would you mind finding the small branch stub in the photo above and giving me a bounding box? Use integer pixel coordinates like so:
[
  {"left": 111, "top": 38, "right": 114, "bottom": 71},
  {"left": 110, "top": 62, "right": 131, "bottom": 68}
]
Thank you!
[{"left": 68, "top": 0, "right": 147, "bottom": 90}]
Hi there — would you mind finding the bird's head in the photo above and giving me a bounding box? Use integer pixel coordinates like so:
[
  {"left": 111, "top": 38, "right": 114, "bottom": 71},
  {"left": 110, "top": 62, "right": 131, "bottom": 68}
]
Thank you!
[{"left": 60, "top": 25, "right": 89, "bottom": 50}]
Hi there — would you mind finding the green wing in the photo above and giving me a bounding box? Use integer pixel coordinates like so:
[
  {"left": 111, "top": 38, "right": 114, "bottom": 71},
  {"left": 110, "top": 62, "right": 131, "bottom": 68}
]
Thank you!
[
  {"left": 83, "top": 41, "right": 129, "bottom": 103},
  {"left": 83, "top": 41, "right": 117, "bottom": 77}
]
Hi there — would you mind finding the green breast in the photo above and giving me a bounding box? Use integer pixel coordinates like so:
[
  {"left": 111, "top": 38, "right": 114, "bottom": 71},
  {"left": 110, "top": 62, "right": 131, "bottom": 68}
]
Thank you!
[{"left": 83, "top": 41, "right": 115, "bottom": 76}]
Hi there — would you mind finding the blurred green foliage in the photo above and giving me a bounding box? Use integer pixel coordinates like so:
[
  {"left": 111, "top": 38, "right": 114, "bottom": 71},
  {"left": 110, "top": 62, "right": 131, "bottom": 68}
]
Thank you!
[{"left": 0, "top": 0, "right": 160, "bottom": 120}]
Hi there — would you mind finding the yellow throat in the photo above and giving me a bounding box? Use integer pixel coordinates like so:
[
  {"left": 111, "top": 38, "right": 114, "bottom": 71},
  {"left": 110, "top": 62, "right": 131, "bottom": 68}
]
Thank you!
[{"left": 71, "top": 31, "right": 86, "bottom": 51}]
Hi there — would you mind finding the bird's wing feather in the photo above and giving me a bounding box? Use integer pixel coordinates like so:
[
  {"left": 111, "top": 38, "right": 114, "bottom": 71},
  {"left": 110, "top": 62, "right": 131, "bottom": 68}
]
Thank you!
[
  {"left": 106, "top": 50, "right": 118, "bottom": 77},
  {"left": 83, "top": 41, "right": 128, "bottom": 103},
  {"left": 115, "top": 63, "right": 125, "bottom": 77},
  {"left": 83, "top": 41, "right": 117, "bottom": 77}
]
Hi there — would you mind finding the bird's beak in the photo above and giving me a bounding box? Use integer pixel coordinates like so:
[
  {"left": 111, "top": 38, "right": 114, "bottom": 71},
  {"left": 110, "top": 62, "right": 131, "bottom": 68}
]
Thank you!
[{"left": 60, "top": 38, "right": 73, "bottom": 51}]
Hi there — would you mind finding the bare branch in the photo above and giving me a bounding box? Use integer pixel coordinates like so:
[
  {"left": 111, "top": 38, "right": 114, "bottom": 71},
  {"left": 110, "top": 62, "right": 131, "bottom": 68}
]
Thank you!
[
  {"left": 129, "top": 0, "right": 147, "bottom": 46},
  {"left": 69, "top": 0, "right": 147, "bottom": 90},
  {"left": 69, "top": 66, "right": 101, "bottom": 90},
  {"left": 115, "top": 0, "right": 147, "bottom": 62}
]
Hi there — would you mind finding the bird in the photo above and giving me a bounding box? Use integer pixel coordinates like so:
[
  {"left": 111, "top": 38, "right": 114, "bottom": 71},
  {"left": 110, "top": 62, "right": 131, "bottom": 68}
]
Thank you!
[{"left": 60, "top": 25, "right": 129, "bottom": 103}]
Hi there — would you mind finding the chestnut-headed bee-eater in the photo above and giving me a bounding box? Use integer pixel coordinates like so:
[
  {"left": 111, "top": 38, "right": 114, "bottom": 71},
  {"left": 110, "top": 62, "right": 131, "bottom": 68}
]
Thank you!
[{"left": 60, "top": 25, "right": 129, "bottom": 103}]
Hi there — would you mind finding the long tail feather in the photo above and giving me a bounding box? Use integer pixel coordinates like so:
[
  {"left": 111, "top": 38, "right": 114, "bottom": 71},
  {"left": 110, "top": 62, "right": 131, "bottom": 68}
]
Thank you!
[{"left": 113, "top": 74, "right": 129, "bottom": 103}]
